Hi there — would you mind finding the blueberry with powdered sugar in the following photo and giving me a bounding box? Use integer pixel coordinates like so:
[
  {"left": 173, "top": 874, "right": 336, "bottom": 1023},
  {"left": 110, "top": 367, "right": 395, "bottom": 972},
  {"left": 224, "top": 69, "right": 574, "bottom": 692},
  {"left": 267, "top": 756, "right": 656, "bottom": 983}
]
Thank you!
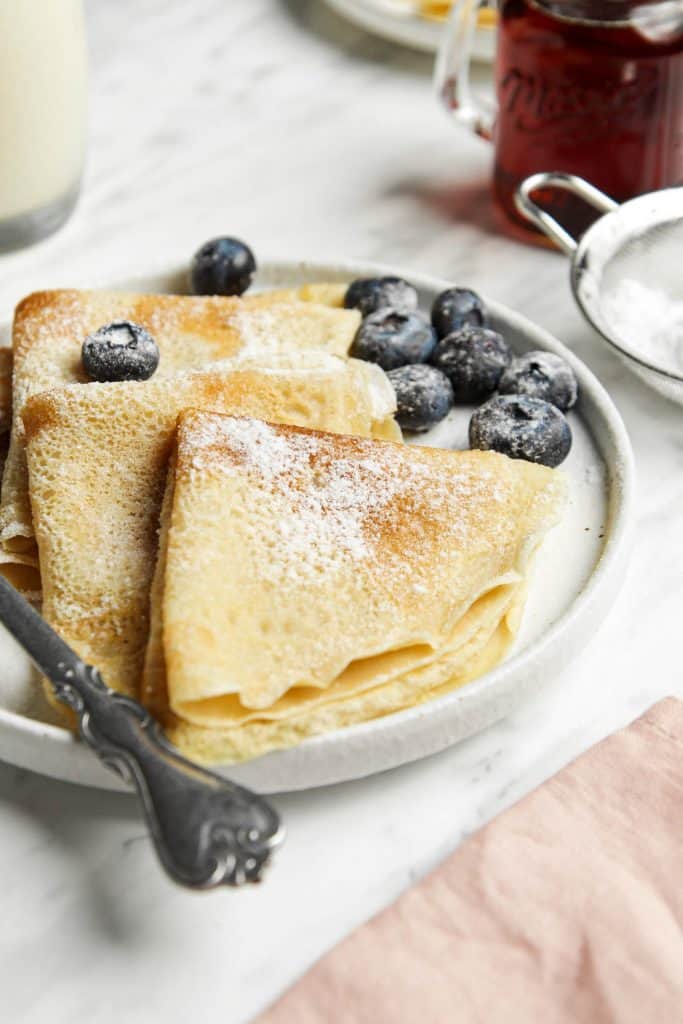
[
  {"left": 191, "top": 237, "right": 256, "bottom": 296},
  {"left": 344, "top": 277, "right": 418, "bottom": 318},
  {"left": 498, "top": 350, "right": 578, "bottom": 411},
  {"left": 469, "top": 395, "right": 571, "bottom": 467},
  {"left": 350, "top": 309, "right": 437, "bottom": 371},
  {"left": 82, "top": 321, "right": 159, "bottom": 382},
  {"left": 387, "top": 364, "right": 454, "bottom": 433},
  {"left": 431, "top": 287, "right": 485, "bottom": 339},
  {"left": 430, "top": 326, "right": 511, "bottom": 402}
]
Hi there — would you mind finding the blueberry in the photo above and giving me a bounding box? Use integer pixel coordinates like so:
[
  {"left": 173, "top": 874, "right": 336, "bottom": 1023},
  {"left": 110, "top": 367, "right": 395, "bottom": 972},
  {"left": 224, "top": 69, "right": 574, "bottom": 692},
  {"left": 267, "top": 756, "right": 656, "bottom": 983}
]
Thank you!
[
  {"left": 430, "top": 326, "right": 511, "bottom": 402},
  {"left": 431, "top": 287, "right": 485, "bottom": 338},
  {"left": 344, "top": 277, "right": 418, "bottom": 318},
  {"left": 469, "top": 395, "right": 572, "bottom": 468},
  {"left": 191, "top": 237, "right": 256, "bottom": 296},
  {"left": 498, "top": 350, "right": 578, "bottom": 412},
  {"left": 387, "top": 364, "right": 454, "bottom": 433},
  {"left": 82, "top": 321, "right": 159, "bottom": 382},
  {"left": 350, "top": 309, "right": 437, "bottom": 371}
]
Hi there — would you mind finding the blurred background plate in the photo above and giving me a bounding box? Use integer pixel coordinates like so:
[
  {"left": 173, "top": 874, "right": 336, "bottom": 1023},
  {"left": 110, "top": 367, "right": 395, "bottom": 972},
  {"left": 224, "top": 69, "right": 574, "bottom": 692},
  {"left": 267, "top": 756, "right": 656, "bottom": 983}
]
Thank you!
[{"left": 322, "top": 0, "right": 497, "bottom": 59}]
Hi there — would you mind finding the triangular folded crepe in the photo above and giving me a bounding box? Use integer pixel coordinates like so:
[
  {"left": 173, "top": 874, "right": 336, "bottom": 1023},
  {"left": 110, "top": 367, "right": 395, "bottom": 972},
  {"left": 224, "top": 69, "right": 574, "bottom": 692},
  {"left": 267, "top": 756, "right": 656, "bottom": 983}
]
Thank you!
[
  {"left": 143, "top": 412, "right": 565, "bottom": 764},
  {"left": 1, "top": 287, "right": 360, "bottom": 573},
  {"left": 23, "top": 353, "right": 398, "bottom": 698}
]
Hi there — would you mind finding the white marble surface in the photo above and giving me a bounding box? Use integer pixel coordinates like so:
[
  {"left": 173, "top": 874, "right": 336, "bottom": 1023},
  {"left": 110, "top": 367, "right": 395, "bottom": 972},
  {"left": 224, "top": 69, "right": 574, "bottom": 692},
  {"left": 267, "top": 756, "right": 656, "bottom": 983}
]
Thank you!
[{"left": 0, "top": 2, "right": 681, "bottom": 1022}]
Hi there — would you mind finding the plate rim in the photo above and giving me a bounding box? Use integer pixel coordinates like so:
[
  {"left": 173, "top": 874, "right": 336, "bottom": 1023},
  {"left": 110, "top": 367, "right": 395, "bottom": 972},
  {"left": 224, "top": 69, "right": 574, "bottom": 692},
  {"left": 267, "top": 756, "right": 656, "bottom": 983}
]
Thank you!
[{"left": 0, "top": 256, "right": 635, "bottom": 791}]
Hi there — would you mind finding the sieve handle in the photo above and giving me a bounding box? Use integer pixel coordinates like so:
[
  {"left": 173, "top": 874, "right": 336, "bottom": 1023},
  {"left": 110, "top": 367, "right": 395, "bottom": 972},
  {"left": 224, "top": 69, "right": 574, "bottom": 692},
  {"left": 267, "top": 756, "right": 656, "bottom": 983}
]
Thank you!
[{"left": 515, "top": 173, "right": 619, "bottom": 255}]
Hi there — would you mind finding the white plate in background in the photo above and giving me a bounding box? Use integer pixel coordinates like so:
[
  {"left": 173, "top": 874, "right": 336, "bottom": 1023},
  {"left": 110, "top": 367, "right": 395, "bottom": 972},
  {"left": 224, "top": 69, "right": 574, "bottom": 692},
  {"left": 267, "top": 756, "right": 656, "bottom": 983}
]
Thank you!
[
  {"left": 322, "top": 0, "right": 497, "bottom": 60},
  {"left": 0, "top": 259, "right": 634, "bottom": 792}
]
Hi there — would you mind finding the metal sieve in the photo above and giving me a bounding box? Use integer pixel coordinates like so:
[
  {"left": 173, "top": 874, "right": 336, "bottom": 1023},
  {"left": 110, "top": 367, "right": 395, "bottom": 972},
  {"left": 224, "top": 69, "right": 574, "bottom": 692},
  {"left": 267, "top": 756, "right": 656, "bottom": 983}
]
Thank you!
[{"left": 516, "top": 172, "right": 683, "bottom": 406}]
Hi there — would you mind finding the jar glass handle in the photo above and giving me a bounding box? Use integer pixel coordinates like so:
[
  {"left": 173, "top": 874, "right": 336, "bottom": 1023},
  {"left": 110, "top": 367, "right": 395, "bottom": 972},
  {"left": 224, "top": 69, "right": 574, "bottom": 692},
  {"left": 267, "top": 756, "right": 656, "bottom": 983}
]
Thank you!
[{"left": 434, "top": 0, "right": 497, "bottom": 141}]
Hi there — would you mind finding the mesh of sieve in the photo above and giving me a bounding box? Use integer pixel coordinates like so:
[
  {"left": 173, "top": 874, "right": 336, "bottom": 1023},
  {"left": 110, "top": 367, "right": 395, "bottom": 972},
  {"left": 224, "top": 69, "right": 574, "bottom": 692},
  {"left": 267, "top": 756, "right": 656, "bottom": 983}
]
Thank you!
[
  {"left": 517, "top": 175, "right": 683, "bottom": 406},
  {"left": 573, "top": 190, "right": 683, "bottom": 403}
]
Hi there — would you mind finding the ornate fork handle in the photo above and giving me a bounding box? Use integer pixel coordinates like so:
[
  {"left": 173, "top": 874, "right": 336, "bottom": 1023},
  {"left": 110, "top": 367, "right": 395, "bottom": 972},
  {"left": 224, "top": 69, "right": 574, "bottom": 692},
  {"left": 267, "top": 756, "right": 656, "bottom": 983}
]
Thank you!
[{"left": 0, "top": 577, "right": 283, "bottom": 888}]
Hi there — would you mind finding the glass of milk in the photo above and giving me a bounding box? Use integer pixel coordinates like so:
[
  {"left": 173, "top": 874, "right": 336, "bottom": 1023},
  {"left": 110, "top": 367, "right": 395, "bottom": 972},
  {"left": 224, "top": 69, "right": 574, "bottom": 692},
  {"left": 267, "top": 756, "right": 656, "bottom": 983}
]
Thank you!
[{"left": 0, "top": 0, "right": 87, "bottom": 252}]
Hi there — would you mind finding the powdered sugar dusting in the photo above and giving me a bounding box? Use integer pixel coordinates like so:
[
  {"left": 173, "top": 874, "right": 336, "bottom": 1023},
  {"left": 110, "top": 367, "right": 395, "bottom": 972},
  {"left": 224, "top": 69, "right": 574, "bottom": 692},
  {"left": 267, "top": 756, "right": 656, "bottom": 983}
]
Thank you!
[
  {"left": 180, "top": 414, "right": 530, "bottom": 588},
  {"left": 603, "top": 278, "right": 683, "bottom": 373},
  {"left": 228, "top": 351, "right": 342, "bottom": 373},
  {"left": 230, "top": 308, "right": 287, "bottom": 355},
  {"left": 228, "top": 306, "right": 312, "bottom": 358},
  {"left": 186, "top": 417, "right": 383, "bottom": 570}
]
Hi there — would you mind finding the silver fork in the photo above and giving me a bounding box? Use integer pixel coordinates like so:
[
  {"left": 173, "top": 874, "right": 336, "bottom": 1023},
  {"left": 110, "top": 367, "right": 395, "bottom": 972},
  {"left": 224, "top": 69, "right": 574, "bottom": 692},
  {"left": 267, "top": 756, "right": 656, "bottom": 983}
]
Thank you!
[{"left": 0, "top": 576, "right": 284, "bottom": 889}]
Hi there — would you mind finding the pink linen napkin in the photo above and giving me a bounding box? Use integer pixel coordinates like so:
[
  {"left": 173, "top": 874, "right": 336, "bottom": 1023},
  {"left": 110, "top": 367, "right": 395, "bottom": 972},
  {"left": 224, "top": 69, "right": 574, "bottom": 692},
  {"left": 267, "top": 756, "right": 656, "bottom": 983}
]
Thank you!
[{"left": 256, "top": 699, "right": 683, "bottom": 1023}]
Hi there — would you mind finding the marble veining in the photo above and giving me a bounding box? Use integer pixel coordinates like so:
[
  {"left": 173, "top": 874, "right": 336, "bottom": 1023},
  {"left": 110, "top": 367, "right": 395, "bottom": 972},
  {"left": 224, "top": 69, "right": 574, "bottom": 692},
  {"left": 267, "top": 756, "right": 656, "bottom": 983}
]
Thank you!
[{"left": 0, "top": 2, "right": 681, "bottom": 1022}]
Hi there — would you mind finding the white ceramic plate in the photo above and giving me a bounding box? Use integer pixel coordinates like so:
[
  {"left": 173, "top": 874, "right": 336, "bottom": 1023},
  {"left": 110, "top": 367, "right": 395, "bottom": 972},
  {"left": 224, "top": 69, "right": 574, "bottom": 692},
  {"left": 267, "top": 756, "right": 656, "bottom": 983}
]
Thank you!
[
  {"left": 0, "top": 259, "right": 634, "bottom": 792},
  {"left": 322, "top": 0, "right": 496, "bottom": 60}
]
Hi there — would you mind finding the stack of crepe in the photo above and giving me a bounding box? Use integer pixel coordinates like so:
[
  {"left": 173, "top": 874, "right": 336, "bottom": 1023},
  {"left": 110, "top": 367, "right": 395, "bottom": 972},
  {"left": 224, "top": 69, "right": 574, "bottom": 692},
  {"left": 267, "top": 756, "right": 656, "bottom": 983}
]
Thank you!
[
  {"left": 0, "top": 282, "right": 358, "bottom": 593},
  {"left": 0, "top": 282, "right": 564, "bottom": 764}
]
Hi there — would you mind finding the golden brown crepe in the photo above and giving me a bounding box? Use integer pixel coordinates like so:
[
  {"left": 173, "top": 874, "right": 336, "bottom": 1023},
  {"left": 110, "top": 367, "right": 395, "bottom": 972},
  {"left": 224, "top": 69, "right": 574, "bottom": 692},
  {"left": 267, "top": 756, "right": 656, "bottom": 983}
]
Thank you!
[
  {"left": 22, "top": 354, "right": 399, "bottom": 701},
  {"left": 247, "top": 282, "right": 346, "bottom": 308},
  {"left": 1, "top": 287, "right": 361, "bottom": 577},
  {"left": 143, "top": 412, "right": 565, "bottom": 764}
]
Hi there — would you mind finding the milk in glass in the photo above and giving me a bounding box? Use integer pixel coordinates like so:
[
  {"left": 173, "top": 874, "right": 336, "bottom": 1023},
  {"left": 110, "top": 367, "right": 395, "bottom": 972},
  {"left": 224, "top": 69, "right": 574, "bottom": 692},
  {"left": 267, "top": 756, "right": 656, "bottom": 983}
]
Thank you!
[{"left": 0, "top": 0, "right": 87, "bottom": 251}]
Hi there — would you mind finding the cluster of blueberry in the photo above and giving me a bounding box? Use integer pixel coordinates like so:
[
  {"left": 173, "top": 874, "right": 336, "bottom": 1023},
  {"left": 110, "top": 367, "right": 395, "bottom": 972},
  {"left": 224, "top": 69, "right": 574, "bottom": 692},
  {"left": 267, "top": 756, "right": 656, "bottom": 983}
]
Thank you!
[
  {"left": 345, "top": 275, "right": 576, "bottom": 468},
  {"left": 80, "top": 238, "right": 575, "bottom": 469}
]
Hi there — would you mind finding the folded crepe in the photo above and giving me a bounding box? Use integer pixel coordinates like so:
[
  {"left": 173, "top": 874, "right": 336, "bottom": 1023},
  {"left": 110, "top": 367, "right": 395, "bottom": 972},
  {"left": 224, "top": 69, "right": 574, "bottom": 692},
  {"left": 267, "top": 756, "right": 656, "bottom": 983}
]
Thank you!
[
  {"left": 247, "top": 282, "right": 346, "bottom": 308},
  {"left": 143, "top": 412, "right": 566, "bottom": 764},
  {"left": 22, "top": 353, "right": 398, "bottom": 700},
  {"left": 1, "top": 287, "right": 360, "bottom": 577}
]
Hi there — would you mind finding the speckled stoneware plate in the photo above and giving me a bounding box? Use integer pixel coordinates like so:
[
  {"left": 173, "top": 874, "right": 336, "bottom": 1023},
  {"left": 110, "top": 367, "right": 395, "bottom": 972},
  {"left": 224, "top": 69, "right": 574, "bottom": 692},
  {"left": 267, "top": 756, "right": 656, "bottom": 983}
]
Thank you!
[
  {"left": 0, "top": 259, "right": 634, "bottom": 792},
  {"left": 322, "top": 0, "right": 496, "bottom": 60}
]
